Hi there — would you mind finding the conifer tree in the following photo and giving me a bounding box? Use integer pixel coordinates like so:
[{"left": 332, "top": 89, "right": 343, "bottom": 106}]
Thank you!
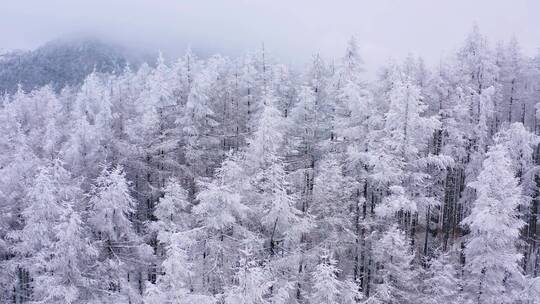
[
  {"left": 369, "top": 225, "right": 418, "bottom": 304},
  {"left": 8, "top": 161, "right": 95, "bottom": 303},
  {"left": 463, "top": 144, "right": 525, "bottom": 304},
  {"left": 89, "top": 165, "right": 151, "bottom": 302},
  {"left": 145, "top": 179, "right": 214, "bottom": 303}
]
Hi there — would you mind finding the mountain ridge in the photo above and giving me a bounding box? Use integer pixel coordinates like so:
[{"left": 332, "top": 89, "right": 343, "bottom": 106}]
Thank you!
[{"left": 0, "top": 37, "right": 147, "bottom": 94}]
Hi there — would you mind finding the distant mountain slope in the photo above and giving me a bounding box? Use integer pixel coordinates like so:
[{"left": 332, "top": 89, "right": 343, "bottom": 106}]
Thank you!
[{"left": 0, "top": 38, "right": 144, "bottom": 94}]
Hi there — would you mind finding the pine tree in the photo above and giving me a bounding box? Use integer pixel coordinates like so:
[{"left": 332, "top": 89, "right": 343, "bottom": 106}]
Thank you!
[
  {"left": 245, "top": 91, "right": 286, "bottom": 170},
  {"left": 288, "top": 85, "right": 319, "bottom": 167},
  {"left": 310, "top": 253, "right": 342, "bottom": 304},
  {"left": 193, "top": 152, "right": 256, "bottom": 294},
  {"left": 421, "top": 252, "right": 462, "bottom": 304},
  {"left": 145, "top": 178, "right": 215, "bottom": 303},
  {"left": 369, "top": 225, "right": 418, "bottom": 304},
  {"left": 62, "top": 72, "right": 111, "bottom": 178},
  {"left": 152, "top": 178, "right": 191, "bottom": 236},
  {"left": 494, "top": 122, "right": 539, "bottom": 179},
  {"left": 499, "top": 37, "right": 525, "bottom": 124},
  {"left": 35, "top": 85, "right": 65, "bottom": 160},
  {"left": 224, "top": 247, "right": 271, "bottom": 304},
  {"left": 311, "top": 155, "right": 355, "bottom": 251},
  {"left": 244, "top": 92, "right": 310, "bottom": 251},
  {"left": 145, "top": 233, "right": 215, "bottom": 304},
  {"left": 44, "top": 208, "right": 98, "bottom": 303},
  {"left": 0, "top": 92, "right": 42, "bottom": 302},
  {"left": 374, "top": 65, "right": 442, "bottom": 243},
  {"left": 195, "top": 152, "right": 250, "bottom": 232},
  {"left": 310, "top": 252, "right": 361, "bottom": 304},
  {"left": 89, "top": 165, "right": 151, "bottom": 302},
  {"left": 8, "top": 160, "right": 95, "bottom": 303},
  {"left": 332, "top": 37, "right": 367, "bottom": 146},
  {"left": 178, "top": 61, "right": 220, "bottom": 178},
  {"left": 463, "top": 144, "right": 525, "bottom": 304}
]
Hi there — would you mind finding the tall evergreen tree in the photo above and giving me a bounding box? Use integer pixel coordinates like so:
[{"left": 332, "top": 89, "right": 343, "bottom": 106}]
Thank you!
[{"left": 463, "top": 144, "right": 525, "bottom": 304}]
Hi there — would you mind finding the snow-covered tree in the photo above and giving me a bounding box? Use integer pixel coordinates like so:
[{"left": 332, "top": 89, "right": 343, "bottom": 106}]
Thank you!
[
  {"left": 463, "top": 144, "right": 525, "bottom": 304},
  {"left": 311, "top": 155, "right": 356, "bottom": 252},
  {"left": 373, "top": 65, "right": 444, "bottom": 249},
  {"left": 494, "top": 122, "right": 539, "bottom": 179},
  {"left": 8, "top": 160, "right": 95, "bottom": 303},
  {"left": 89, "top": 165, "right": 151, "bottom": 302},
  {"left": 310, "top": 254, "right": 342, "bottom": 304},
  {"left": 146, "top": 188, "right": 215, "bottom": 304},
  {"left": 224, "top": 247, "right": 271, "bottom": 304},
  {"left": 369, "top": 225, "right": 418, "bottom": 304},
  {"left": 152, "top": 178, "right": 190, "bottom": 234},
  {"left": 310, "top": 253, "right": 361, "bottom": 304},
  {"left": 43, "top": 208, "right": 98, "bottom": 303},
  {"left": 245, "top": 91, "right": 286, "bottom": 169},
  {"left": 178, "top": 60, "right": 220, "bottom": 178},
  {"left": 62, "top": 72, "right": 113, "bottom": 178},
  {"left": 332, "top": 37, "right": 367, "bottom": 146},
  {"left": 421, "top": 252, "right": 462, "bottom": 304},
  {"left": 195, "top": 152, "right": 249, "bottom": 232}
]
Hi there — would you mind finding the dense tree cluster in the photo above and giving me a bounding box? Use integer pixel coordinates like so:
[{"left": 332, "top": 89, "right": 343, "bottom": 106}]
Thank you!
[{"left": 1, "top": 26, "right": 540, "bottom": 303}]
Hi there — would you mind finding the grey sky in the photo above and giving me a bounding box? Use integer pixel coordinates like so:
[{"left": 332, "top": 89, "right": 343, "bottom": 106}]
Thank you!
[{"left": 1, "top": 0, "right": 539, "bottom": 73}]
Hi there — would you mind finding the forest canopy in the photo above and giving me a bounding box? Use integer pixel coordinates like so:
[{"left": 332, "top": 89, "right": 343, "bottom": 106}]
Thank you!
[{"left": 1, "top": 26, "right": 540, "bottom": 303}]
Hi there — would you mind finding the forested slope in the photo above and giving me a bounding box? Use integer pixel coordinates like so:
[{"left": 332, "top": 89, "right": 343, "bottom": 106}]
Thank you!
[
  {"left": 0, "top": 37, "right": 141, "bottom": 94},
  {"left": 1, "top": 26, "right": 540, "bottom": 303}
]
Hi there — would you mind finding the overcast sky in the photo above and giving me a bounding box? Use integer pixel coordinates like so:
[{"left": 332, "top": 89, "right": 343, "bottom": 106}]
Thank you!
[{"left": 1, "top": 0, "right": 539, "bottom": 73}]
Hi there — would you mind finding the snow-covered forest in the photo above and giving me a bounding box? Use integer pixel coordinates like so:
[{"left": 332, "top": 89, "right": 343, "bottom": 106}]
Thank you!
[{"left": 1, "top": 26, "right": 540, "bottom": 303}]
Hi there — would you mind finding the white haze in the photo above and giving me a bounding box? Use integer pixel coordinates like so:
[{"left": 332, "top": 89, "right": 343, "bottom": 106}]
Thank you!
[{"left": 1, "top": 0, "right": 539, "bottom": 73}]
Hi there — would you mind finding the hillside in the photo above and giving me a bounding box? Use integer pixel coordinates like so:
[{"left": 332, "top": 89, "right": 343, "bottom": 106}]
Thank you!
[{"left": 0, "top": 38, "right": 142, "bottom": 94}]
